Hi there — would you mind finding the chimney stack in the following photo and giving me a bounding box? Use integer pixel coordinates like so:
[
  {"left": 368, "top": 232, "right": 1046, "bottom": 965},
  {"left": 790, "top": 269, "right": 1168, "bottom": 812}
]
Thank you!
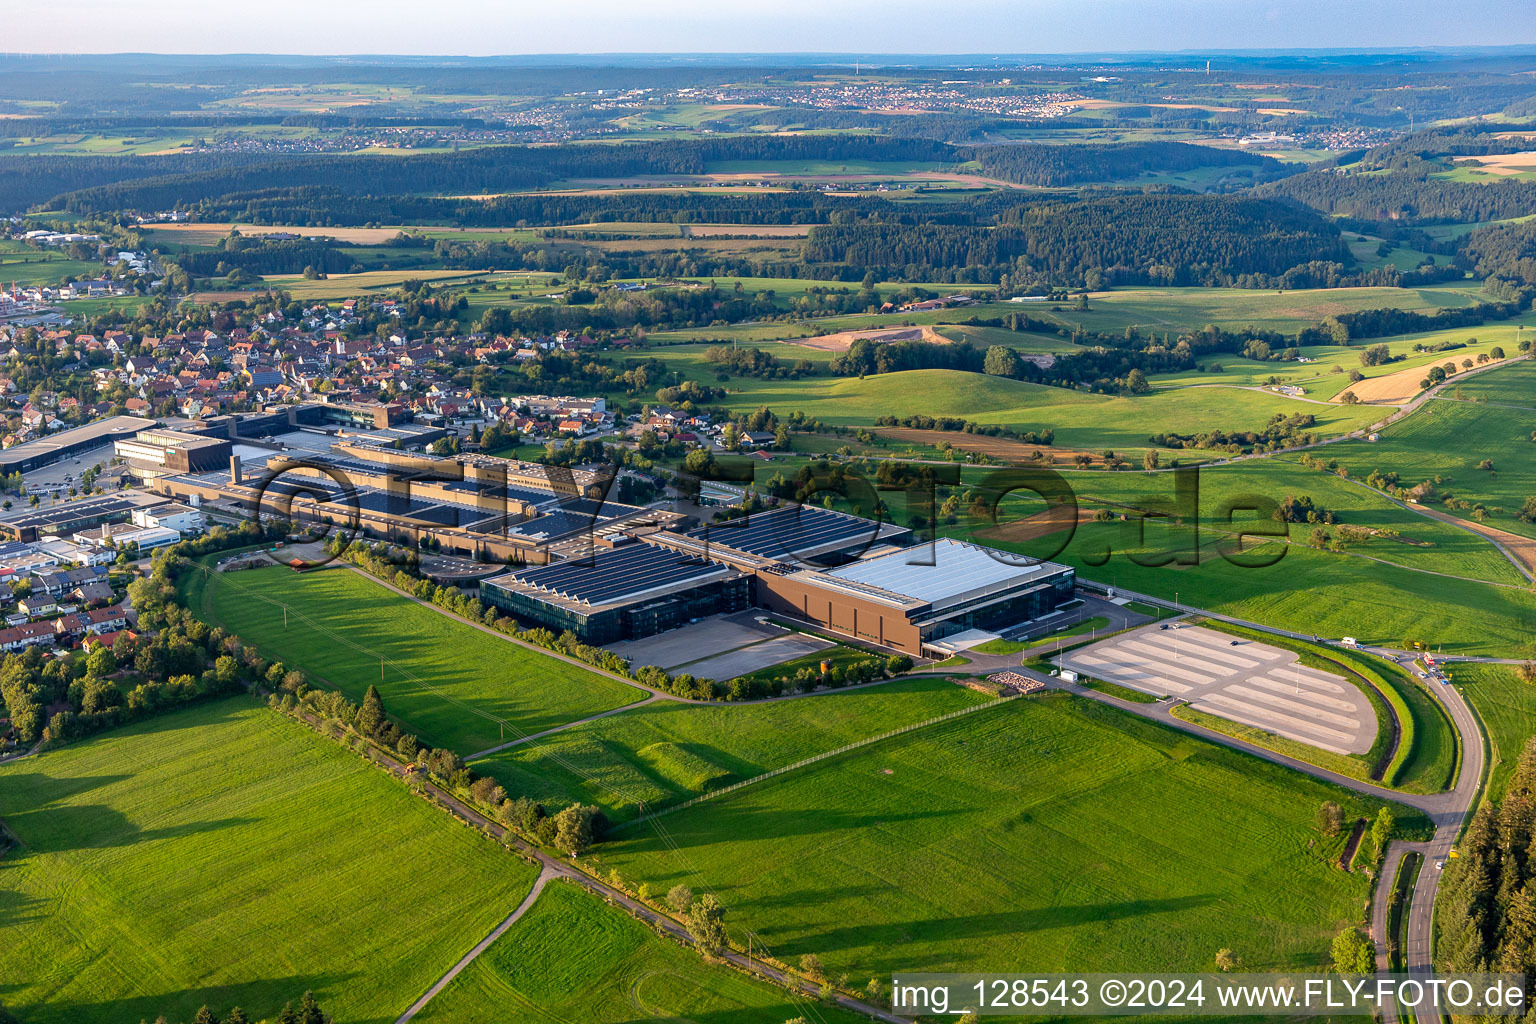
[{"left": 230, "top": 454, "right": 242, "bottom": 486}]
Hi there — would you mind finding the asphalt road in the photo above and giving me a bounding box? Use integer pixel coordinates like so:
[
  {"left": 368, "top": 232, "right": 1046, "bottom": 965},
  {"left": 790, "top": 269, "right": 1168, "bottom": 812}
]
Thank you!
[
  {"left": 358, "top": 564, "right": 1482, "bottom": 1017},
  {"left": 1073, "top": 586, "right": 1482, "bottom": 1024}
]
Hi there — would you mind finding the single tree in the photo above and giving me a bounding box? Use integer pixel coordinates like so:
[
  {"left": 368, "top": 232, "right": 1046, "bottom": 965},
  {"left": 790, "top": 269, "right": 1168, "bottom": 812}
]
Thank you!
[
  {"left": 356, "top": 684, "right": 385, "bottom": 737},
  {"left": 688, "top": 893, "right": 728, "bottom": 953},
  {"left": 1373, "top": 808, "right": 1396, "bottom": 849},
  {"left": 1331, "top": 927, "right": 1374, "bottom": 974},
  {"left": 298, "top": 991, "right": 328, "bottom": 1024},
  {"left": 554, "top": 804, "right": 595, "bottom": 857},
  {"left": 666, "top": 883, "right": 694, "bottom": 914}
]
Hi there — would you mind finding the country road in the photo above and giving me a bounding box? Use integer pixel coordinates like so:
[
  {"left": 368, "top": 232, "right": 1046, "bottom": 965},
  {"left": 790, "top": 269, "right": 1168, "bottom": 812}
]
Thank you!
[
  {"left": 362, "top": 555, "right": 1486, "bottom": 1019},
  {"left": 1063, "top": 586, "right": 1483, "bottom": 1024}
]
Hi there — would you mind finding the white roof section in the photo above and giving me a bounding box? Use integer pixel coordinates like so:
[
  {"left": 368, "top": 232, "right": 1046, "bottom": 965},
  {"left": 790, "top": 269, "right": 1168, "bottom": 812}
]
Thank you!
[{"left": 820, "top": 538, "right": 1069, "bottom": 612}]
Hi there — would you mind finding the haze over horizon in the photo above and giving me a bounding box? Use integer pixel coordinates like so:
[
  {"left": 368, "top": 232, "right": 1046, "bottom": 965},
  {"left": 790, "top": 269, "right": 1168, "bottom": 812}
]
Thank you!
[{"left": 7, "top": 0, "right": 1536, "bottom": 57}]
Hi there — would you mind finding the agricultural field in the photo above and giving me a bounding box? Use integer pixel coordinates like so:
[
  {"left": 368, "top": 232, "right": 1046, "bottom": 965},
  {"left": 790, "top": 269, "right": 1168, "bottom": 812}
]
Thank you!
[
  {"left": 719, "top": 367, "right": 1383, "bottom": 447},
  {"left": 473, "top": 675, "right": 988, "bottom": 822},
  {"left": 180, "top": 564, "right": 644, "bottom": 754},
  {"left": 0, "top": 698, "right": 538, "bottom": 1024},
  {"left": 258, "top": 268, "right": 494, "bottom": 299},
  {"left": 595, "top": 693, "right": 1425, "bottom": 981},
  {"left": 1452, "top": 663, "right": 1536, "bottom": 803},
  {"left": 0, "top": 240, "right": 103, "bottom": 286},
  {"left": 413, "top": 880, "right": 866, "bottom": 1024},
  {"left": 1324, "top": 360, "right": 1536, "bottom": 541},
  {"left": 790, "top": 284, "right": 1490, "bottom": 338},
  {"left": 1146, "top": 321, "right": 1532, "bottom": 399},
  {"left": 141, "top": 222, "right": 409, "bottom": 245}
]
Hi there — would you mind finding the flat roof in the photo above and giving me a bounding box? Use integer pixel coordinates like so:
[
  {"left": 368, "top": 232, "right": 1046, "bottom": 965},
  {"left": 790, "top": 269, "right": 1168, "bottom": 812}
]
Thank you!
[
  {"left": 0, "top": 416, "right": 158, "bottom": 466},
  {"left": 815, "top": 538, "right": 1071, "bottom": 613},
  {"left": 490, "top": 539, "right": 732, "bottom": 609},
  {"left": 0, "top": 491, "right": 168, "bottom": 531},
  {"left": 690, "top": 504, "right": 903, "bottom": 564}
]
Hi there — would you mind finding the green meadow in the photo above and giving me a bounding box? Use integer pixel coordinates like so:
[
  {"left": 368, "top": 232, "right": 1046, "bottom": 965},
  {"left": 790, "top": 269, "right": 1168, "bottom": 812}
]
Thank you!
[
  {"left": 413, "top": 880, "right": 866, "bottom": 1024},
  {"left": 473, "top": 675, "right": 989, "bottom": 822},
  {"left": 834, "top": 454, "right": 1536, "bottom": 655},
  {"left": 1147, "top": 321, "right": 1532, "bottom": 398},
  {"left": 0, "top": 698, "right": 537, "bottom": 1024},
  {"left": 718, "top": 368, "right": 1382, "bottom": 447},
  {"left": 181, "top": 564, "right": 644, "bottom": 754},
  {"left": 597, "top": 693, "right": 1425, "bottom": 981},
  {"left": 1453, "top": 663, "right": 1536, "bottom": 803},
  {"left": 0, "top": 240, "right": 102, "bottom": 286},
  {"left": 1325, "top": 360, "right": 1536, "bottom": 541}
]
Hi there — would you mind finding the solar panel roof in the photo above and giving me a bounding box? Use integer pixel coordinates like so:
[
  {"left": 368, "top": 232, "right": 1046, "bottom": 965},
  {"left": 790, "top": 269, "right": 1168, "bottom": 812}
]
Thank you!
[
  {"left": 689, "top": 505, "right": 885, "bottom": 562},
  {"left": 503, "top": 541, "right": 727, "bottom": 606}
]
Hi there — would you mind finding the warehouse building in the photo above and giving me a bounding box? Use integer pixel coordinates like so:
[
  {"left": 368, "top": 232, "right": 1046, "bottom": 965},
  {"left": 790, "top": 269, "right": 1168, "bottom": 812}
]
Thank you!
[
  {"left": 115, "top": 427, "right": 234, "bottom": 478},
  {"left": 0, "top": 491, "right": 171, "bottom": 543},
  {"left": 481, "top": 538, "right": 750, "bottom": 644},
  {"left": 0, "top": 415, "right": 158, "bottom": 474},
  {"left": 757, "top": 538, "right": 1075, "bottom": 657},
  {"left": 648, "top": 504, "right": 910, "bottom": 572}
]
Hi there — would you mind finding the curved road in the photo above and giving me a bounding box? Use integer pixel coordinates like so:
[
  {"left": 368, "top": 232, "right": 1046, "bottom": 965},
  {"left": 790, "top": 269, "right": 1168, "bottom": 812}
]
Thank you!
[
  {"left": 1070, "top": 588, "right": 1483, "bottom": 1024},
  {"left": 367, "top": 552, "right": 1485, "bottom": 1018}
]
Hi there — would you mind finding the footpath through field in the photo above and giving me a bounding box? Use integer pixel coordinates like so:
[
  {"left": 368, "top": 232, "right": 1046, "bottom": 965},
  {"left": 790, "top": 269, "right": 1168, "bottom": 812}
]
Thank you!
[
  {"left": 296, "top": 706, "right": 916, "bottom": 1024},
  {"left": 394, "top": 864, "right": 557, "bottom": 1023}
]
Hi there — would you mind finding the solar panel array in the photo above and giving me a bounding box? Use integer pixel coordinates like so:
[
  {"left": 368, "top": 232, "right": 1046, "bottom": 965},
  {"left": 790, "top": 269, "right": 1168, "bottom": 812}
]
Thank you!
[
  {"left": 3, "top": 495, "right": 146, "bottom": 530},
  {"left": 506, "top": 541, "right": 725, "bottom": 606},
  {"left": 262, "top": 476, "right": 502, "bottom": 529},
  {"left": 506, "top": 508, "right": 597, "bottom": 540},
  {"left": 690, "top": 505, "right": 882, "bottom": 561}
]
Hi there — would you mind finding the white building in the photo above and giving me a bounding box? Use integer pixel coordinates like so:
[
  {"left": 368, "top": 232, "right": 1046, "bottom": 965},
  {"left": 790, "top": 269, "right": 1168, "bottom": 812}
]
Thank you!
[{"left": 131, "top": 502, "right": 204, "bottom": 535}]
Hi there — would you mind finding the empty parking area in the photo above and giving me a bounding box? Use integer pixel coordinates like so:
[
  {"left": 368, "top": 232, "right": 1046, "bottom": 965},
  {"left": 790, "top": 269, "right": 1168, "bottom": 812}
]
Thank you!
[
  {"left": 605, "top": 612, "right": 837, "bottom": 680},
  {"left": 681, "top": 633, "right": 834, "bottom": 680},
  {"left": 1056, "top": 624, "right": 1376, "bottom": 755},
  {"left": 607, "top": 613, "right": 783, "bottom": 670}
]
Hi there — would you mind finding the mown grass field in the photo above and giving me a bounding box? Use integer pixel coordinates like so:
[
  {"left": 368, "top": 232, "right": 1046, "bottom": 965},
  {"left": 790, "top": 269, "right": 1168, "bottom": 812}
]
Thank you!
[
  {"left": 0, "top": 241, "right": 102, "bottom": 286},
  {"left": 413, "top": 880, "right": 866, "bottom": 1024},
  {"left": 474, "top": 676, "right": 988, "bottom": 822},
  {"left": 596, "top": 693, "right": 1424, "bottom": 981},
  {"left": 719, "top": 368, "right": 1382, "bottom": 448},
  {"left": 1326, "top": 360, "right": 1536, "bottom": 541},
  {"left": 181, "top": 564, "right": 643, "bottom": 754},
  {"left": 1147, "top": 321, "right": 1533, "bottom": 399},
  {"left": 1453, "top": 663, "right": 1536, "bottom": 803},
  {"left": 0, "top": 698, "right": 537, "bottom": 1024}
]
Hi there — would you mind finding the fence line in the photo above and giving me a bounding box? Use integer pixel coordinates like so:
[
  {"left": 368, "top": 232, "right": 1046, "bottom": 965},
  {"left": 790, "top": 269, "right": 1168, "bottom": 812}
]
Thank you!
[{"left": 618, "top": 693, "right": 1019, "bottom": 830}]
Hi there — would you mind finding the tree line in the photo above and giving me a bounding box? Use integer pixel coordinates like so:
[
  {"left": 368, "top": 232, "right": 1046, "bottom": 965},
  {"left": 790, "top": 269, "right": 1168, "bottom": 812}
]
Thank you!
[{"left": 1436, "top": 734, "right": 1536, "bottom": 1010}]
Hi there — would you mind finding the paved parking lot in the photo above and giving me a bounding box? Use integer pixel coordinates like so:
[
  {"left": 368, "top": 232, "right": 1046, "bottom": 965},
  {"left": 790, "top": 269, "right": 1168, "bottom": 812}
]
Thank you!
[
  {"left": 607, "top": 613, "right": 782, "bottom": 670},
  {"left": 682, "top": 633, "right": 833, "bottom": 680},
  {"left": 1056, "top": 624, "right": 1376, "bottom": 755}
]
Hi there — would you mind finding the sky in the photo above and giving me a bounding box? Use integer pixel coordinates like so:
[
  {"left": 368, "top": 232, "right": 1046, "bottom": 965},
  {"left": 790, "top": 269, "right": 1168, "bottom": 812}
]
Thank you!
[{"left": 4, "top": 0, "right": 1535, "bottom": 55}]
